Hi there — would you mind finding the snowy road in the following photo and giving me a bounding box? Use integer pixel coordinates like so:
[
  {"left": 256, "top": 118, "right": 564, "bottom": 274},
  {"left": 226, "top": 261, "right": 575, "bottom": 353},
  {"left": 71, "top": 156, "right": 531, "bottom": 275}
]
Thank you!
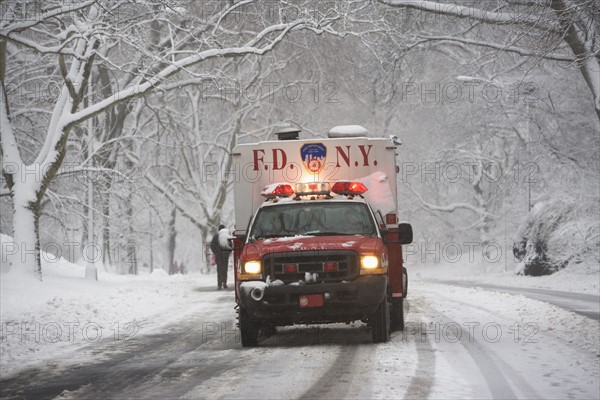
[
  {"left": 436, "top": 280, "right": 600, "bottom": 320},
  {"left": 1, "top": 282, "right": 598, "bottom": 399}
]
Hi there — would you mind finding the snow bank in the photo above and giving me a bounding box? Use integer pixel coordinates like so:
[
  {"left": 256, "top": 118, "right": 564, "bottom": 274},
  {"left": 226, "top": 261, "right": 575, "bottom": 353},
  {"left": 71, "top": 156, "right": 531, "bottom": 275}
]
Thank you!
[
  {"left": 0, "top": 235, "right": 209, "bottom": 376},
  {"left": 414, "top": 256, "right": 599, "bottom": 295},
  {"left": 513, "top": 199, "right": 599, "bottom": 276},
  {"left": 149, "top": 268, "right": 169, "bottom": 279},
  {"left": 420, "top": 283, "right": 600, "bottom": 355}
]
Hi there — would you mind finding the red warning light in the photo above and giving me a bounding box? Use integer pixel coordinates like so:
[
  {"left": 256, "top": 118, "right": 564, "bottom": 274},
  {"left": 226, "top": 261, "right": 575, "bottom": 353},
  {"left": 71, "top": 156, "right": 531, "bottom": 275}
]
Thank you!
[
  {"left": 331, "top": 181, "right": 368, "bottom": 195},
  {"left": 261, "top": 183, "right": 294, "bottom": 198}
]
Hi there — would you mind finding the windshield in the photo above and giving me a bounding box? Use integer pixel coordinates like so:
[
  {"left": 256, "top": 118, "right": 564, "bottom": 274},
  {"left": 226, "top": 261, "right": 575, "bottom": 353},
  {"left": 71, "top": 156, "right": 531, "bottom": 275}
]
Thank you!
[{"left": 249, "top": 202, "right": 377, "bottom": 240}]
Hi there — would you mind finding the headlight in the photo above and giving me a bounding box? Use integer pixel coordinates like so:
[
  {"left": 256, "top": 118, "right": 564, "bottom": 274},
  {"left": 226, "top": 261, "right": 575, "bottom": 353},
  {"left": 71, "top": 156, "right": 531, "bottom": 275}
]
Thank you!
[
  {"left": 244, "top": 261, "right": 261, "bottom": 274},
  {"left": 360, "top": 255, "right": 379, "bottom": 269}
]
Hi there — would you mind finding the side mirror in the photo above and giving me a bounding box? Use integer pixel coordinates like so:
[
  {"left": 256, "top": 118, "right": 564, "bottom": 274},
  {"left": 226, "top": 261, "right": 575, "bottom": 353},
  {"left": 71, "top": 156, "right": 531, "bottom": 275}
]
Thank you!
[
  {"left": 397, "top": 222, "right": 413, "bottom": 244},
  {"left": 233, "top": 234, "right": 247, "bottom": 244}
]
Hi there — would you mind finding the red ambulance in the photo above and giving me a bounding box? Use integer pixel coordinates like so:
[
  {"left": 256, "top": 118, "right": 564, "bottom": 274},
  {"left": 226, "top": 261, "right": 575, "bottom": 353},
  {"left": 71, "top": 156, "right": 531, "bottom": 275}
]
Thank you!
[{"left": 231, "top": 125, "right": 413, "bottom": 346}]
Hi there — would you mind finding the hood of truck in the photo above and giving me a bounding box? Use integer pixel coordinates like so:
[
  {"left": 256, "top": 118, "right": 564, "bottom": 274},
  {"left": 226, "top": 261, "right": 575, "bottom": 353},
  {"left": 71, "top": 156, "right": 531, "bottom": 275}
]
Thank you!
[{"left": 241, "top": 235, "right": 383, "bottom": 260}]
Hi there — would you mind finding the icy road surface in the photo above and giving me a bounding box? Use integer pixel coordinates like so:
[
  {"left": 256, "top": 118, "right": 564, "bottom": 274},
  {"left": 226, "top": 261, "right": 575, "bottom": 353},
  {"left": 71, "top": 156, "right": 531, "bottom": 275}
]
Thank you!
[
  {"left": 1, "top": 282, "right": 598, "bottom": 400},
  {"left": 437, "top": 280, "right": 600, "bottom": 320}
]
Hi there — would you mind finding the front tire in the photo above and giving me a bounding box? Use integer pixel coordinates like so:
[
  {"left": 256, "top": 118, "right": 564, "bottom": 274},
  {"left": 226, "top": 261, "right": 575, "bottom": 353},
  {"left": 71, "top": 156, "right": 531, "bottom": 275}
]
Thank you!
[
  {"left": 371, "top": 300, "right": 390, "bottom": 343},
  {"left": 390, "top": 298, "right": 404, "bottom": 331},
  {"left": 239, "top": 308, "right": 259, "bottom": 347}
]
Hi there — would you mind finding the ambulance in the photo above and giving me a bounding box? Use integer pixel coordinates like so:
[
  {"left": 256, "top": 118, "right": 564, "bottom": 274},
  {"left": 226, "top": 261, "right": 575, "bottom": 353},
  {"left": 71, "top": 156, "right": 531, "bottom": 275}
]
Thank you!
[{"left": 231, "top": 125, "right": 413, "bottom": 346}]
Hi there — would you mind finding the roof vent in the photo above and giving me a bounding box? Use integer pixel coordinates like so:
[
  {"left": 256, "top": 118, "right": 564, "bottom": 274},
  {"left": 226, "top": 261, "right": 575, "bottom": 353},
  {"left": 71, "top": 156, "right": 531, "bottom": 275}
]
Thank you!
[
  {"left": 274, "top": 126, "right": 300, "bottom": 140},
  {"left": 327, "top": 125, "right": 368, "bottom": 138}
]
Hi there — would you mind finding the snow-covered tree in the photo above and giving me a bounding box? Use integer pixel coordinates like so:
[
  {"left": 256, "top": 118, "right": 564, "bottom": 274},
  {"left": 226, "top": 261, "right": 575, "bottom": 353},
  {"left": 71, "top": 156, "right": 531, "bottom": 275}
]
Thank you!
[
  {"left": 1, "top": 0, "right": 338, "bottom": 279},
  {"left": 378, "top": 0, "right": 600, "bottom": 120}
]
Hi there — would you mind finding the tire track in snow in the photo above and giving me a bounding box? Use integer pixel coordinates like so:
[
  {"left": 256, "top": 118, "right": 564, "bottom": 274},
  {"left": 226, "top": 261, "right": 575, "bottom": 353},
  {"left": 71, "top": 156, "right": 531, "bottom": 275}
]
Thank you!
[
  {"left": 430, "top": 292, "right": 597, "bottom": 399},
  {"left": 403, "top": 307, "right": 436, "bottom": 399},
  {"left": 418, "top": 293, "right": 543, "bottom": 398},
  {"left": 427, "top": 295, "right": 545, "bottom": 398},
  {"left": 0, "top": 290, "right": 236, "bottom": 399},
  {"left": 296, "top": 299, "right": 435, "bottom": 400},
  {"left": 416, "top": 284, "right": 600, "bottom": 399},
  {"left": 298, "top": 344, "right": 360, "bottom": 400},
  {"left": 421, "top": 304, "right": 520, "bottom": 399},
  {"left": 0, "top": 319, "right": 235, "bottom": 400}
]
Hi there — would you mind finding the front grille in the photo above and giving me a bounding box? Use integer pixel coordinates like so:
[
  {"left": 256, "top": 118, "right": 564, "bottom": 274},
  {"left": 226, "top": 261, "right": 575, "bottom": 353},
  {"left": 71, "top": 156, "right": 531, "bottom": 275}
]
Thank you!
[{"left": 262, "top": 250, "right": 359, "bottom": 283}]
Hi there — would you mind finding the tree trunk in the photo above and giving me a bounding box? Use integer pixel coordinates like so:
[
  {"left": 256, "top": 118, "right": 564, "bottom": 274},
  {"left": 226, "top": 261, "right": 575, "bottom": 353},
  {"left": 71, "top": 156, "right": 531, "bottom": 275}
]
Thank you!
[
  {"left": 10, "top": 196, "right": 42, "bottom": 281},
  {"left": 100, "top": 175, "right": 113, "bottom": 269},
  {"left": 166, "top": 206, "right": 177, "bottom": 274},
  {"left": 201, "top": 226, "right": 210, "bottom": 272},
  {"left": 126, "top": 180, "right": 137, "bottom": 275},
  {"left": 127, "top": 241, "right": 138, "bottom": 275},
  {"left": 84, "top": 76, "right": 98, "bottom": 281},
  {"left": 549, "top": 0, "right": 600, "bottom": 121}
]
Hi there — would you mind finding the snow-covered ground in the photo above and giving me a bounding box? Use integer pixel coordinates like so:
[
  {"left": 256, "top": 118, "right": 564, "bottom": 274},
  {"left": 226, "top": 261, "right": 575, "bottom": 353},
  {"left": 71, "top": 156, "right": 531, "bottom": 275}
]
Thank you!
[
  {"left": 407, "top": 283, "right": 599, "bottom": 399},
  {"left": 1, "top": 237, "right": 215, "bottom": 377},
  {"left": 412, "top": 256, "right": 600, "bottom": 295},
  {"left": 2, "top": 237, "right": 599, "bottom": 398}
]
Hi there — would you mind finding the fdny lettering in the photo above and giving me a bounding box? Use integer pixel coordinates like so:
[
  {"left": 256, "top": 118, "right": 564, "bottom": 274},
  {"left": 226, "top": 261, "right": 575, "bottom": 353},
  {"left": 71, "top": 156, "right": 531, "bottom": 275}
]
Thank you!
[
  {"left": 252, "top": 149, "right": 265, "bottom": 171},
  {"left": 253, "top": 145, "right": 377, "bottom": 170},
  {"left": 358, "top": 145, "right": 373, "bottom": 166},
  {"left": 335, "top": 145, "right": 376, "bottom": 167},
  {"left": 253, "top": 149, "right": 287, "bottom": 170}
]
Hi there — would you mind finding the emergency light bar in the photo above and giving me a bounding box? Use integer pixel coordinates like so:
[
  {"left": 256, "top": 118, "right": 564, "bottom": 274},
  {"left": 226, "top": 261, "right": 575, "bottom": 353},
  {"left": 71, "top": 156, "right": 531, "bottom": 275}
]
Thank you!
[{"left": 261, "top": 181, "right": 368, "bottom": 198}]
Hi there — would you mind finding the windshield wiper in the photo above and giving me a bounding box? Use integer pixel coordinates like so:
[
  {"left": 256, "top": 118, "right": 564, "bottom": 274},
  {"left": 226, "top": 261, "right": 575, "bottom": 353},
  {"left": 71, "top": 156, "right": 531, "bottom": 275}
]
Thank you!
[
  {"left": 254, "top": 233, "right": 290, "bottom": 240},
  {"left": 302, "top": 231, "right": 356, "bottom": 236}
]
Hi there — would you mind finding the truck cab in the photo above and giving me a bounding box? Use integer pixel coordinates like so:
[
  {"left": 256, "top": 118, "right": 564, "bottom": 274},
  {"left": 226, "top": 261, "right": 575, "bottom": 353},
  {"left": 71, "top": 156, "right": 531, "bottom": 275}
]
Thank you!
[{"left": 231, "top": 126, "right": 413, "bottom": 346}]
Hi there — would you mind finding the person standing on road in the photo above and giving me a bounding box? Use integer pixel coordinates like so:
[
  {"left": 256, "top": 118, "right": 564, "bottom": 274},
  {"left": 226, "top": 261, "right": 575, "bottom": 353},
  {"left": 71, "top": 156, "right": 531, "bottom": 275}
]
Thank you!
[{"left": 211, "top": 224, "right": 233, "bottom": 290}]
